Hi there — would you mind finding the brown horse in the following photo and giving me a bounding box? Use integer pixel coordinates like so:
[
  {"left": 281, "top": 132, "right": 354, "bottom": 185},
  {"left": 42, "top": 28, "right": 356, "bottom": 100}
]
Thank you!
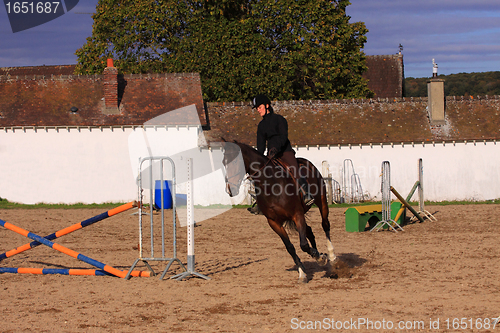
[{"left": 221, "top": 140, "right": 336, "bottom": 282}]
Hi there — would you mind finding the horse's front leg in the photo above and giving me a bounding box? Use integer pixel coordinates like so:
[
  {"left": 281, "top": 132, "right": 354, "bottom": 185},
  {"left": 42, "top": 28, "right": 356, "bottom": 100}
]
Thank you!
[
  {"left": 267, "top": 218, "right": 308, "bottom": 283},
  {"left": 321, "top": 216, "right": 337, "bottom": 264},
  {"left": 307, "top": 168, "right": 337, "bottom": 264}
]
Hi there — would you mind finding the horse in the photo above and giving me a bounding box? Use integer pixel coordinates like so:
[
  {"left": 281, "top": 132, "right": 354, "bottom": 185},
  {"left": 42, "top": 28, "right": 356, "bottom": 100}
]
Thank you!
[{"left": 221, "top": 140, "right": 336, "bottom": 283}]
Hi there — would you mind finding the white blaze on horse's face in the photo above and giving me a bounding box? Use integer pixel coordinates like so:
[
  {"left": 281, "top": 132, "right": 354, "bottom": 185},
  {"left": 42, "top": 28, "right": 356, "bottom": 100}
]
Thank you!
[{"left": 222, "top": 144, "right": 245, "bottom": 197}]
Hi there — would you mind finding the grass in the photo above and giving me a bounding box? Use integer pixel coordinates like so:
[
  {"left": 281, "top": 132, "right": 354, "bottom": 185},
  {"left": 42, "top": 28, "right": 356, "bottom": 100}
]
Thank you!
[
  {"left": 327, "top": 198, "right": 500, "bottom": 208},
  {"left": 0, "top": 197, "right": 122, "bottom": 210},
  {"left": 1, "top": 197, "right": 499, "bottom": 210}
]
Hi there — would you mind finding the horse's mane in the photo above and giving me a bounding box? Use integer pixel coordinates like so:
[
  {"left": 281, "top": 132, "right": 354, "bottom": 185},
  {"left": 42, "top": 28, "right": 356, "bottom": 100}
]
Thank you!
[{"left": 226, "top": 139, "right": 267, "bottom": 160}]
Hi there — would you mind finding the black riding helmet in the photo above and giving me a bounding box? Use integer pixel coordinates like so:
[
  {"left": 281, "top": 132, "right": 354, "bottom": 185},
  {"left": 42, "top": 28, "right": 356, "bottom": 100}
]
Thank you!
[{"left": 251, "top": 95, "right": 271, "bottom": 109}]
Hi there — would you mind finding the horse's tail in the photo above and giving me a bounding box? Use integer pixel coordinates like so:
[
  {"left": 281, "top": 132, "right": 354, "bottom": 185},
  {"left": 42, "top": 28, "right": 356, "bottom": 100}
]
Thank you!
[
  {"left": 283, "top": 220, "right": 298, "bottom": 233},
  {"left": 283, "top": 210, "right": 312, "bottom": 234}
]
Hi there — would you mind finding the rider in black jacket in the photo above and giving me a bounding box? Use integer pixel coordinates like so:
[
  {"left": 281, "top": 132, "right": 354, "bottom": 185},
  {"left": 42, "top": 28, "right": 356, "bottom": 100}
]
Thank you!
[{"left": 252, "top": 95, "right": 314, "bottom": 206}]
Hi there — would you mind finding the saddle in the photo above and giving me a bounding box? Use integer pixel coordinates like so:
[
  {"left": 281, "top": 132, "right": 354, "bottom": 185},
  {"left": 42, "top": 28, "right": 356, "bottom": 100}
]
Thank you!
[{"left": 272, "top": 158, "right": 299, "bottom": 183}]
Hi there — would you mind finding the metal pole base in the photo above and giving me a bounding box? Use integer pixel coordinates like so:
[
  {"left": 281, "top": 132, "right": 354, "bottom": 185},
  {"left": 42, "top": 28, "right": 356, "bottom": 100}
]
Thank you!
[
  {"left": 412, "top": 210, "right": 437, "bottom": 223},
  {"left": 159, "top": 258, "right": 187, "bottom": 280},
  {"left": 171, "top": 270, "right": 211, "bottom": 281},
  {"left": 126, "top": 258, "right": 187, "bottom": 280},
  {"left": 126, "top": 258, "right": 155, "bottom": 280},
  {"left": 370, "top": 219, "right": 404, "bottom": 232},
  {"left": 170, "top": 255, "right": 210, "bottom": 281}
]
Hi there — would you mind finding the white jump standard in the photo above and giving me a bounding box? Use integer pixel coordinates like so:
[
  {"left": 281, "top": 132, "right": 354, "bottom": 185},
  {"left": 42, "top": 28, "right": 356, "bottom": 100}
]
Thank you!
[
  {"left": 172, "top": 158, "right": 210, "bottom": 281},
  {"left": 126, "top": 156, "right": 186, "bottom": 280}
]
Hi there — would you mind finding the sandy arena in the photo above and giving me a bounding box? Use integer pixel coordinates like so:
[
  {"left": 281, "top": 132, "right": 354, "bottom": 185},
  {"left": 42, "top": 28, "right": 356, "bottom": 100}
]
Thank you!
[{"left": 0, "top": 204, "right": 499, "bottom": 332}]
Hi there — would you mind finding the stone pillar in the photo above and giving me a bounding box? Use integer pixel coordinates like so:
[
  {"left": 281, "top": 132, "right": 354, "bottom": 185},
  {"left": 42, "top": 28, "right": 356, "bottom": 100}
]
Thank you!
[
  {"left": 103, "top": 58, "right": 119, "bottom": 114},
  {"left": 427, "top": 78, "right": 445, "bottom": 125}
]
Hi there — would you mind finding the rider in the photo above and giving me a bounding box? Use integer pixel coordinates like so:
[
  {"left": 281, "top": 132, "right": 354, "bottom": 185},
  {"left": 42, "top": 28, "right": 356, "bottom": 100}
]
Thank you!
[{"left": 252, "top": 94, "right": 314, "bottom": 206}]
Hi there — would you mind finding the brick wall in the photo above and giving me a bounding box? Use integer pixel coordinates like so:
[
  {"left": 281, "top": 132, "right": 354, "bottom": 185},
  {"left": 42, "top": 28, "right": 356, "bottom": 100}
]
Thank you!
[
  {"left": 0, "top": 72, "right": 206, "bottom": 127},
  {"left": 2, "top": 61, "right": 498, "bottom": 146},
  {"left": 204, "top": 95, "right": 500, "bottom": 145}
]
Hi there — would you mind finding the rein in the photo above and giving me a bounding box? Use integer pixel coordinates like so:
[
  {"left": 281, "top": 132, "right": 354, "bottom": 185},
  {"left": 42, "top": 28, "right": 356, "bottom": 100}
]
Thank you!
[
  {"left": 246, "top": 156, "right": 274, "bottom": 181},
  {"left": 246, "top": 156, "right": 298, "bottom": 185},
  {"left": 225, "top": 144, "right": 298, "bottom": 190}
]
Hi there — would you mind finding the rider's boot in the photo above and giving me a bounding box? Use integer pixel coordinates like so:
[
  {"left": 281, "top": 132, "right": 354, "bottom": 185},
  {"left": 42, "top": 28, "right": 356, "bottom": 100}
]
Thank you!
[
  {"left": 247, "top": 202, "right": 262, "bottom": 215},
  {"left": 298, "top": 177, "right": 314, "bottom": 206}
]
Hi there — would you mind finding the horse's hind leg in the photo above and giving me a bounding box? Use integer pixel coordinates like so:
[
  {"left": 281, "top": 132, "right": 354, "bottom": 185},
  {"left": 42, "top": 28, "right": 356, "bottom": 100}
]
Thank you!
[
  {"left": 295, "top": 214, "right": 320, "bottom": 261},
  {"left": 305, "top": 224, "right": 328, "bottom": 266},
  {"left": 267, "top": 218, "right": 308, "bottom": 283},
  {"left": 305, "top": 225, "right": 317, "bottom": 249}
]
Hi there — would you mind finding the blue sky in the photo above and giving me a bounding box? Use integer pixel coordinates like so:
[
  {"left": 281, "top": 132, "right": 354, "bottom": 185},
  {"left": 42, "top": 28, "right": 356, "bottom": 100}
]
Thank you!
[
  {"left": 0, "top": 0, "right": 499, "bottom": 78},
  {"left": 347, "top": 0, "right": 500, "bottom": 78}
]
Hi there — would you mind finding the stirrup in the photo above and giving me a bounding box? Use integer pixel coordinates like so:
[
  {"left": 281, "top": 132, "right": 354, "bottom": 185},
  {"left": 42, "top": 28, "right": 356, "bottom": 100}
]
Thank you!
[
  {"left": 298, "top": 178, "right": 314, "bottom": 206},
  {"left": 300, "top": 186, "right": 315, "bottom": 206},
  {"left": 304, "top": 195, "right": 315, "bottom": 206}
]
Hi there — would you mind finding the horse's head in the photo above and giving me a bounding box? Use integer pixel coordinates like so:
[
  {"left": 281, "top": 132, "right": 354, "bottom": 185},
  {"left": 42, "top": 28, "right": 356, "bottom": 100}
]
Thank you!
[{"left": 221, "top": 139, "right": 246, "bottom": 197}]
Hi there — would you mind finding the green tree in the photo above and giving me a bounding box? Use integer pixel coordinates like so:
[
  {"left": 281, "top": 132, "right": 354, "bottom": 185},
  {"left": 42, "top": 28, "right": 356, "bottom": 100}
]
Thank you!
[
  {"left": 76, "top": 0, "right": 372, "bottom": 102},
  {"left": 405, "top": 72, "right": 500, "bottom": 97}
]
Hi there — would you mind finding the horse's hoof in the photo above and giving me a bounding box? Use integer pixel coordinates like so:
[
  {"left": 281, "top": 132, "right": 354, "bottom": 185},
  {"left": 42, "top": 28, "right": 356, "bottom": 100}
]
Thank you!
[
  {"left": 316, "top": 253, "right": 328, "bottom": 266},
  {"left": 298, "top": 277, "right": 308, "bottom": 284},
  {"left": 298, "top": 267, "right": 308, "bottom": 283}
]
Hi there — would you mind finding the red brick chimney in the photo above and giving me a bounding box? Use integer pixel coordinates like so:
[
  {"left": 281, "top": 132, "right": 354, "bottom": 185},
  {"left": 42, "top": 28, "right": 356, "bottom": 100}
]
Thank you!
[{"left": 103, "top": 58, "right": 119, "bottom": 113}]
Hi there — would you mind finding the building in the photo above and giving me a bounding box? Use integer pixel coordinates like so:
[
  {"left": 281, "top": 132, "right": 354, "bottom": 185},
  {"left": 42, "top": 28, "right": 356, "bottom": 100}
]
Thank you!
[{"left": 1, "top": 58, "right": 499, "bottom": 204}]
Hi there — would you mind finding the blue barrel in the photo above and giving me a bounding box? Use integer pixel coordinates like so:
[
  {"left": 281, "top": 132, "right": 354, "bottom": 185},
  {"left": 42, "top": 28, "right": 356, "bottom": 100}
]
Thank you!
[{"left": 154, "top": 180, "right": 173, "bottom": 209}]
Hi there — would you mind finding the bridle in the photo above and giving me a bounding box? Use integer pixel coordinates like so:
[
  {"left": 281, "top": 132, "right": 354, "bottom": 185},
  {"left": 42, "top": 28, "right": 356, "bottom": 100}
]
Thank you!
[
  {"left": 222, "top": 147, "right": 246, "bottom": 195},
  {"left": 222, "top": 143, "right": 281, "bottom": 193}
]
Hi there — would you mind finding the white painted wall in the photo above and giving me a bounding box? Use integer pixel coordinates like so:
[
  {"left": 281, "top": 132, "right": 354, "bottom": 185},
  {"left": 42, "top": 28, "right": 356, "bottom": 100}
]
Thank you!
[
  {"left": 0, "top": 126, "right": 246, "bottom": 206},
  {"left": 1, "top": 127, "right": 498, "bottom": 204},
  {"left": 295, "top": 141, "right": 500, "bottom": 202},
  {"left": 0, "top": 127, "right": 137, "bottom": 204}
]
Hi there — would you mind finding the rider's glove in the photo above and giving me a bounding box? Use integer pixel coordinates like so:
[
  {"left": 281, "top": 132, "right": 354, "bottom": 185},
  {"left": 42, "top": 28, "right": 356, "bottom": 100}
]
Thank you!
[{"left": 268, "top": 147, "right": 278, "bottom": 159}]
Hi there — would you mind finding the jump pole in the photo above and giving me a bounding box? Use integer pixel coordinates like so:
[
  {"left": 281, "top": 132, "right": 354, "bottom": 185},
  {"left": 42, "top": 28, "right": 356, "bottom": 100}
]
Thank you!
[
  {"left": 393, "top": 181, "right": 419, "bottom": 223},
  {"left": 0, "top": 201, "right": 137, "bottom": 262},
  {"left": 391, "top": 159, "right": 437, "bottom": 223},
  {"left": 0, "top": 219, "right": 128, "bottom": 278},
  {"left": 390, "top": 187, "right": 425, "bottom": 223},
  {"left": 0, "top": 267, "right": 151, "bottom": 277},
  {"left": 172, "top": 158, "right": 210, "bottom": 281}
]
